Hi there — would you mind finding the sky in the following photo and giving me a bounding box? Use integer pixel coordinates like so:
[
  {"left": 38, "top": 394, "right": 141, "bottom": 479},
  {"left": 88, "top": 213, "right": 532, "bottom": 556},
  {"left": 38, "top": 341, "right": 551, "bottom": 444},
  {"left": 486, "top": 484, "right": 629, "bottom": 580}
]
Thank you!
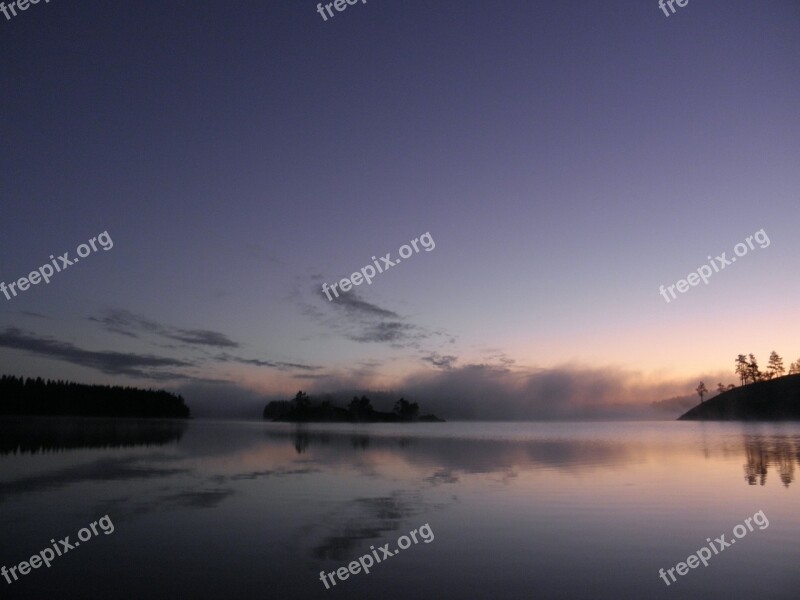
[{"left": 1, "top": 0, "right": 798, "bottom": 418}]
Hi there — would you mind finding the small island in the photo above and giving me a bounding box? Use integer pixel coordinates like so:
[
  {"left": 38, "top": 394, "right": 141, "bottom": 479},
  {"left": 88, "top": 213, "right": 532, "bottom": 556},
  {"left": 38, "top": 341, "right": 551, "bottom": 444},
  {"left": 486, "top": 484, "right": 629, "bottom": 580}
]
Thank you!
[
  {"left": 263, "top": 391, "right": 444, "bottom": 423},
  {"left": 679, "top": 352, "right": 800, "bottom": 421},
  {"left": 0, "top": 375, "right": 191, "bottom": 419}
]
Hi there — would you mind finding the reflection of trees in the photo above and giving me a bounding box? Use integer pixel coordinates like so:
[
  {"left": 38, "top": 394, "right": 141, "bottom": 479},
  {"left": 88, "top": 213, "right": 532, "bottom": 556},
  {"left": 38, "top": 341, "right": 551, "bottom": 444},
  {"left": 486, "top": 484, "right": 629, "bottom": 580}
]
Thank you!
[
  {"left": 269, "top": 428, "right": 630, "bottom": 475},
  {"left": 288, "top": 427, "right": 335, "bottom": 454},
  {"left": 350, "top": 434, "right": 370, "bottom": 450},
  {"left": 742, "top": 435, "right": 799, "bottom": 487},
  {"left": 743, "top": 442, "right": 767, "bottom": 485},
  {"left": 280, "top": 428, "right": 408, "bottom": 455},
  {"left": 273, "top": 427, "right": 800, "bottom": 490},
  {"left": 293, "top": 428, "right": 309, "bottom": 454},
  {"left": 0, "top": 417, "right": 187, "bottom": 455},
  {"left": 778, "top": 451, "right": 795, "bottom": 487}
]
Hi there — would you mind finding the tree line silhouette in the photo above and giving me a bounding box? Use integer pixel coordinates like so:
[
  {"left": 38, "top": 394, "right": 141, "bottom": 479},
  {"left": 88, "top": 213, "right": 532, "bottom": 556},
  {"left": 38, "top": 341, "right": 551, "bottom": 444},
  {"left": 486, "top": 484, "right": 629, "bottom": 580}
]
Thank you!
[
  {"left": 263, "top": 391, "right": 443, "bottom": 422},
  {"left": 0, "top": 375, "right": 190, "bottom": 418},
  {"left": 695, "top": 351, "right": 800, "bottom": 403}
]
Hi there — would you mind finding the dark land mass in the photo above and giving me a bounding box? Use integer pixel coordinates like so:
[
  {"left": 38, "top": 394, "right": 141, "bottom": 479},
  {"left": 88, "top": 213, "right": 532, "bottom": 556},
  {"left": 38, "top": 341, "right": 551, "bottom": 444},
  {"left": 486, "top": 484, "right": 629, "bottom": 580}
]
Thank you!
[
  {"left": 679, "top": 374, "right": 800, "bottom": 421},
  {"left": 264, "top": 392, "right": 444, "bottom": 423},
  {"left": 0, "top": 375, "right": 190, "bottom": 419}
]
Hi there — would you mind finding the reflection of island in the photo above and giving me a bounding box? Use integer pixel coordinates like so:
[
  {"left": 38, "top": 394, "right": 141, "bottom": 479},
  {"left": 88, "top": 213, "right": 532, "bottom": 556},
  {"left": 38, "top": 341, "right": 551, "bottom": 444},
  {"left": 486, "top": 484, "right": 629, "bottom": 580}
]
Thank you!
[
  {"left": 0, "top": 375, "right": 190, "bottom": 418},
  {"left": 267, "top": 425, "right": 800, "bottom": 488},
  {"left": 263, "top": 392, "right": 443, "bottom": 423},
  {"left": 0, "top": 417, "right": 188, "bottom": 455},
  {"left": 742, "top": 435, "right": 799, "bottom": 487},
  {"left": 265, "top": 426, "right": 634, "bottom": 477}
]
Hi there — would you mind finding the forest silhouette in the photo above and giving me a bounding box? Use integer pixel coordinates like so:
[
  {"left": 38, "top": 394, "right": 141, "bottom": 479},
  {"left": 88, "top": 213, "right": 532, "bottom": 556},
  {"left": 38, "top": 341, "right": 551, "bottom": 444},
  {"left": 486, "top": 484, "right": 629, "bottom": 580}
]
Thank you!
[{"left": 0, "top": 375, "right": 190, "bottom": 418}]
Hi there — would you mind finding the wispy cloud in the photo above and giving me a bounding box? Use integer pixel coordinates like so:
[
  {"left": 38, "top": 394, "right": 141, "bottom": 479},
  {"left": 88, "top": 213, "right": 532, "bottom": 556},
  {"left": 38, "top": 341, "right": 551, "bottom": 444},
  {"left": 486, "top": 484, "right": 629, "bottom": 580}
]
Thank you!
[
  {"left": 348, "top": 321, "right": 416, "bottom": 343},
  {"left": 304, "top": 283, "right": 446, "bottom": 349},
  {"left": 19, "top": 311, "right": 50, "bottom": 319},
  {"left": 331, "top": 294, "right": 401, "bottom": 320},
  {"left": 90, "top": 309, "right": 239, "bottom": 348},
  {"left": 164, "top": 330, "right": 239, "bottom": 348},
  {"left": 421, "top": 352, "right": 458, "bottom": 370},
  {"left": 0, "top": 327, "right": 193, "bottom": 379},
  {"left": 76, "top": 309, "right": 325, "bottom": 384},
  {"left": 324, "top": 292, "right": 416, "bottom": 344},
  {"left": 215, "top": 353, "right": 322, "bottom": 372}
]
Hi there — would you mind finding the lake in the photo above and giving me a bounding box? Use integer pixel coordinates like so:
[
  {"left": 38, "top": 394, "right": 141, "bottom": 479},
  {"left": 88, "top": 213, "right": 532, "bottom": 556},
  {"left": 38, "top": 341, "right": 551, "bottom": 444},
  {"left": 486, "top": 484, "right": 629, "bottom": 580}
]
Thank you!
[{"left": 1, "top": 418, "right": 799, "bottom": 599}]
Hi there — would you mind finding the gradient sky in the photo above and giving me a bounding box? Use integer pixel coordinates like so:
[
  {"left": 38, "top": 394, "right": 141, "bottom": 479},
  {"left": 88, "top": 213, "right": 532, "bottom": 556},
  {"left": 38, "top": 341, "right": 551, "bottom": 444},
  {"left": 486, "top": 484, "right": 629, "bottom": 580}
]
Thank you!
[{"left": 1, "top": 0, "right": 798, "bottom": 417}]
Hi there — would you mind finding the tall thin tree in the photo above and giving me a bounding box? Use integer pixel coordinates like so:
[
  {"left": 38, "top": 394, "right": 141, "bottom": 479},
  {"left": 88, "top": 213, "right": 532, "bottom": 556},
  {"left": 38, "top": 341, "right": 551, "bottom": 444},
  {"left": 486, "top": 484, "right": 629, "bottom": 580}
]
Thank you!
[
  {"left": 767, "top": 351, "right": 785, "bottom": 379},
  {"left": 696, "top": 382, "right": 708, "bottom": 403}
]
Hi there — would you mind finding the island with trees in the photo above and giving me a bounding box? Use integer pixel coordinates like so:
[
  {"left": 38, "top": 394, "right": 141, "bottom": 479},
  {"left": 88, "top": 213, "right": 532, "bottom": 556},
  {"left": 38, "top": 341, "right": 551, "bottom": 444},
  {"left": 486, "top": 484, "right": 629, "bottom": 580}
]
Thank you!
[
  {"left": 680, "top": 351, "right": 800, "bottom": 421},
  {"left": 263, "top": 391, "right": 444, "bottom": 423},
  {"left": 0, "top": 375, "right": 191, "bottom": 419}
]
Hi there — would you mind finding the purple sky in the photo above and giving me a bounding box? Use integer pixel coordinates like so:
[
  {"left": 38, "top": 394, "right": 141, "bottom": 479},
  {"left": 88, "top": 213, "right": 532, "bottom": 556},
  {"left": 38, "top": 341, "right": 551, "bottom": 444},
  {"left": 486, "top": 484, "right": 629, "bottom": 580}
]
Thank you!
[{"left": 1, "top": 0, "right": 799, "bottom": 418}]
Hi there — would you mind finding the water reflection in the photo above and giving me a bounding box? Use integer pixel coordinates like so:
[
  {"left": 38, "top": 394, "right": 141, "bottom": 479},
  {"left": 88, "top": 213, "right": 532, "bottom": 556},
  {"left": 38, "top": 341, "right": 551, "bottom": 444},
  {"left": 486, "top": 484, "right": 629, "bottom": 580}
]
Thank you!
[
  {"left": 270, "top": 424, "right": 800, "bottom": 487},
  {"left": 310, "top": 492, "right": 424, "bottom": 561},
  {"left": 742, "top": 435, "right": 799, "bottom": 487},
  {"left": 2, "top": 421, "right": 800, "bottom": 599},
  {"left": 0, "top": 417, "right": 187, "bottom": 455},
  {"left": 268, "top": 425, "right": 644, "bottom": 476}
]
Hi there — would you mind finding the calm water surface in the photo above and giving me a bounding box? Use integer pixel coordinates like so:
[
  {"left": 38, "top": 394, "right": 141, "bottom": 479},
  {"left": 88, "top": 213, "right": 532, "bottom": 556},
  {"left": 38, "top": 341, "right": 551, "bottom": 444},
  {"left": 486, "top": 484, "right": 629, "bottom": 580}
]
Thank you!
[{"left": 1, "top": 418, "right": 799, "bottom": 599}]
